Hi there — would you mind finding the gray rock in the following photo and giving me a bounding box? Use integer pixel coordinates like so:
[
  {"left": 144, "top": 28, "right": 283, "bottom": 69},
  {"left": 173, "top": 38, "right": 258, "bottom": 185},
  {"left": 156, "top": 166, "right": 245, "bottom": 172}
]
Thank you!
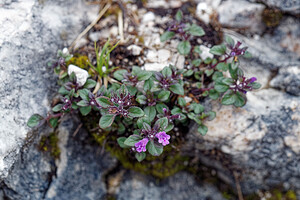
[
  {"left": 116, "top": 171, "right": 225, "bottom": 200},
  {"left": 270, "top": 66, "right": 300, "bottom": 96},
  {"left": 248, "top": 0, "right": 300, "bottom": 15},
  {"left": 0, "top": 0, "right": 99, "bottom": 179},
  {"left": 1, "top": 117, "right": 116, "bottom": 200},
  {"left": 217, "top": 0, "right": 266, "bottom": 34}
]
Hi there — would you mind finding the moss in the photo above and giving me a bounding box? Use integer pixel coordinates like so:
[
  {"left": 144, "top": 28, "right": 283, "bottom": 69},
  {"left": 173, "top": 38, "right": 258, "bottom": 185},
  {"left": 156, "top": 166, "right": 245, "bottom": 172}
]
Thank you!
[
  {"left": 39, "top": 132, "right": 60, "bottom": 159},
  {"left": 262, "top": 8, "right": 283, "bottom": 28},
  {"left": 66, "top": 54, "right": 90, "bottom": 70},
  {"left": 93, "top": 131, "right": 189, "bottom": 179}
]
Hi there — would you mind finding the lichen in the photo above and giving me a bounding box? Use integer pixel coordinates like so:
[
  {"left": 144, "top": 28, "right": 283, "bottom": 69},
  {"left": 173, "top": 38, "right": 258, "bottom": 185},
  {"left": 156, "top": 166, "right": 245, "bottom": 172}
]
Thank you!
[
  {"left": 262, "top": 8, "right": 283, "bottom": 28},
  {"left": 39, "top": 132, "right": 60, "bottom": 159}
]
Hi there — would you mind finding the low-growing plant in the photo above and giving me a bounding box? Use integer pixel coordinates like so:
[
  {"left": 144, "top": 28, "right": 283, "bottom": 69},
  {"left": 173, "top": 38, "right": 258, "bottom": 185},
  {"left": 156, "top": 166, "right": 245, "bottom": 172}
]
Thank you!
[{"left": 28, "top": 11, "right": 261, "bottom": 162}]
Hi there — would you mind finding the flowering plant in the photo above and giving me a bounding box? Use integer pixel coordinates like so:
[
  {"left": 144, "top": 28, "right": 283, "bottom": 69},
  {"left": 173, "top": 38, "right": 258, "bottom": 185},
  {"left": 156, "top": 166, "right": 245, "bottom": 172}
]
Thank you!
[{"left": 27, "top": 11, "right": 261, "bottom": 162}]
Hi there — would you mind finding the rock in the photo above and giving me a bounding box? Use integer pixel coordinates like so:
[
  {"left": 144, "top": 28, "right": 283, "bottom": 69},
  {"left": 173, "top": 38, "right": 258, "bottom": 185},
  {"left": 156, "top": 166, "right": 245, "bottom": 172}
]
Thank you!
[
  {"left": 248, "top": 0, "right": 300, "bottom": 15},
  {"left": 270, "top": 66, "right": 300, "bottom": 96},
  {"left": 217, "top": 0, "right": 266, "bottom": 34},
  {"left": 196, "top": 0, "right": 221, "bottom": 24},
  {"left": 157, "top": 49, "right": 171, "bottom": 63},
  {"left": 223, "top": 29, "right": 300, "bottom": 69},
  {"left": 142, "top": 12, "right": 155, "bottom": 23},
  {"left": 144, "top": 63, "right": 168, "bottom": 71},
  {"left": 127, "top": 45, "right": 143, "bottom": 56},
  {"left": 115, "top": 171, "right": 225, "bottom": 200},
  {"left": 0, "top": 117, "right": 116, "bottom": 200},
  {"left": 146, "top": 50, "right": 158, "bottom": 62},
  {"left": 68, "top": 65, "right": 89, "bottom": 87},
  {"left": 0, "top": 0, "right": 99, "bottom": 179},
  {"left": 199, "top": 45, "right": 214, "bottom": 60}
]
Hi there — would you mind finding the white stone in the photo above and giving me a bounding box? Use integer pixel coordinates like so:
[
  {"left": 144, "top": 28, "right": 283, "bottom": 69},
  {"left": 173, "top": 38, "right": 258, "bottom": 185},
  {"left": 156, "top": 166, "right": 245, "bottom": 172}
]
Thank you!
[
  {"left": 199, "top": 45, "right": 214, "bottom": 60},
  {"left": 184, "top": 96, "right": 192, "bottom": 103},
  {"left": 196, "top": 2, "right": 213, "bottom": 24},
  {"left": 68, "top": 65, "right": 89, "bottom": 86},
  {"left": 127, "top": 45, "right": 143, "bottom": 56},
  {"left": 144, "top": 63, "right": 167, "bottom": 71},
  {"left": 146, "top": 50, "right": 158, "bottom": 62},
  {"left": 157, "top": 49, "right": 171, "bottom": 62},
  {"left": 142, "top": 12, "right": 155, "bottom": 23},
  {"left": 176, "top": 55, "right": 185, "bottom": 69}
]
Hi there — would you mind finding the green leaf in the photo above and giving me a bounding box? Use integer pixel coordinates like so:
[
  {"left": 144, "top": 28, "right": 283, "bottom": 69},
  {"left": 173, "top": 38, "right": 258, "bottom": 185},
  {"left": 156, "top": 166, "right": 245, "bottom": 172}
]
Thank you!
[
  {"left": 135, "top": 152, "right": 146, "bottom": 162},
  {"left": 175, "top": 10, "right": 183, "bottom": 21},
  {"left": 229, "top": 63, "right": 238, "bottom": 80},
  {"left": 189, "top": 103, "right": 204, "bottom": 114},
  {"left": 209, "top": 44, "right": 226, "bottom": 56},
  {"left": 160, "top": 31, "right": 175, "bottom": 42},
  {"left": 79, "top": 106, "right": 91, "bottom": 116},
  {"left": 132, "top": 66, "right": 142, "bottom": 74},
  {"left": 136, "top": 95, "right": 147, "bottom": 104},
  {"left": 209, "top": 89, "right": 219, "bottom": 100},
  {"left": 99, "top": 114, "right": 116, "bottom": 128},
  {"left": 117, "top": 137, "right": 131, "bottom": 148},
  {"left": 169, "top": 83, "right": 184, "bottom": 95},
  {"left": 117, "top": 123, "right": 125, "bottom": 134},
  {"left": 96, "top": 96, "right": 111, "bottom": 108},
  {"left": 178, "top": 97, "right": 186, "bottom": 107},
  {"left": 83, "top": 79, "right": 96, "bottom": 89},
  {"left": 158, "top": 90, "right": 170, "bottom": 102},
  {"left": 205, "top": 69, "right": 214, "bottom": 77},
  {"left": 186, "top": 24, "right": 205, "bottom": 36},
  {"left": 52, "top": 104, "right": 63, "bottom": 112},
  {"left": 161, "top": 66, "right": 172, "bottom": 77},
  {"left": 27, "top": 114, "right": 44, "bottom": 128},
  {"left": 124, "top": 135, "right": 142, "bottom": 146},
  {"left": 215, "top": 84, "right": 229, "bottom": 93},
  {"left": 206, "top": 111, "right": 216, "bottom": 121},
  {"left": 221, "top": 93, "right": 237, "bottom": 105},
  {"left": 127, "top": 85, "right": 138, "bottom": 96},
  {"left": 242, "top": 51, "right": 252, "bottom": 59},
  {"left": 194, "top": 46, "right": 202, "bottom": 54},
  {"left": 234, "top": 92, "right": 246, "bottom": 107},
  {"left": 143, "top": 122, "right": 152, "bottom": 132},
  {"left": 250, "top": 82, "right": 261, "bottom": 89},
  {"left": 147, "top": 141, "right": 163, "bottom": 156},
  {"left": 165, "top": 123, "right": 174, "bottom": 132},
  {"left": 156, "top": 103, "right": 168, "bottom": 114},
  {"left": 171, "top": 107, "right": 182, "bottom": 115},
  {"left": 78, "top": 89, "right": 90, "bottom": 101},
  {"left": 144, "top": 79, "right": 154, "bottom": 91},
  {"left": 212, "top": 71, "right": 223, "bottom": 80},
  {"left": 49, "top": 118, "right": 58, "bottom": 128},
  {"left": 225, "top": 35, "right": 235, "bottom": 48},
  {"left": 58, "top": 86, "right": 70, "bottom": 95},
  {"left": 137, "top": 71, "right": 152, "bottom": 81},
  {"left": 198, "top": 125, "right": 208, "bottom": 136},
  {"left": 128, "top": 107, "right": 144, "bottom": 118},
  {"left": 177, "top": 40, "right": 191, "bottom": 55},
  {"left": 77, "top": 100, "right": 89, "bottom": 107},
  {"left": 155, "top": 117, "right": 168, "bottom": 130},
  {"left": 222, "top": 78, "right": 235, "bottom": 86},
  {"left": 113, "top": 69, "right": 127, "bottom": 81},
  {"left": 231, "top": 60, "right": 239, "bottom": 70},
  {"left": 183, "top": 69, "right": 194, "bottom": 77},
  {"left": 144, "top": 106, "right": 156, "bottom": 122},
  {"left": 216, "top": 63, "right": 228, "bottom": 71},
  {"left": 192, "top": 59, "right": 202, "bottom": 66}
]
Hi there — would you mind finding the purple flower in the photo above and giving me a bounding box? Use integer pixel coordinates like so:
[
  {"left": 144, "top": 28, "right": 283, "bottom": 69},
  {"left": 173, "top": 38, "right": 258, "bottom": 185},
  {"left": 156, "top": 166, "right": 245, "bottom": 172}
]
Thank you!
[
  {"left": 155, "top": 131, "right": 170, "bottom": 146},
  {"left": 248, "top": 77, "right": 257, "bottom": 83},
  {"left": 134, "top": 138, "right": 149, "bottom": 153}
]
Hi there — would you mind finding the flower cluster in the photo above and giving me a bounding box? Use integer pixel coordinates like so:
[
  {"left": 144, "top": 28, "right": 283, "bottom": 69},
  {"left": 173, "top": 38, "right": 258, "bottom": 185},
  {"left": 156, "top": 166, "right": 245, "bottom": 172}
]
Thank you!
[{"left": 27, "top": 10, "right": 261, "bottom": 162}]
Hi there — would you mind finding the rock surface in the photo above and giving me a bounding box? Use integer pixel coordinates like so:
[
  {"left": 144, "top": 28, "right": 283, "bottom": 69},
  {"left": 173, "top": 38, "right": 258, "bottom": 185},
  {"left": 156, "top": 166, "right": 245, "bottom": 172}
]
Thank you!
[
  {"left": 116, "top": 171, "right": 225, "bottom": 200},
  {"left": 0, "top": 0, "right": 99, "bottom": 178},
  {"left": 248, "top": 0, "right": 300, "bottom": 15},
  {"left": 0, "top": 117, "right": 116, "bottom": 200}
]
